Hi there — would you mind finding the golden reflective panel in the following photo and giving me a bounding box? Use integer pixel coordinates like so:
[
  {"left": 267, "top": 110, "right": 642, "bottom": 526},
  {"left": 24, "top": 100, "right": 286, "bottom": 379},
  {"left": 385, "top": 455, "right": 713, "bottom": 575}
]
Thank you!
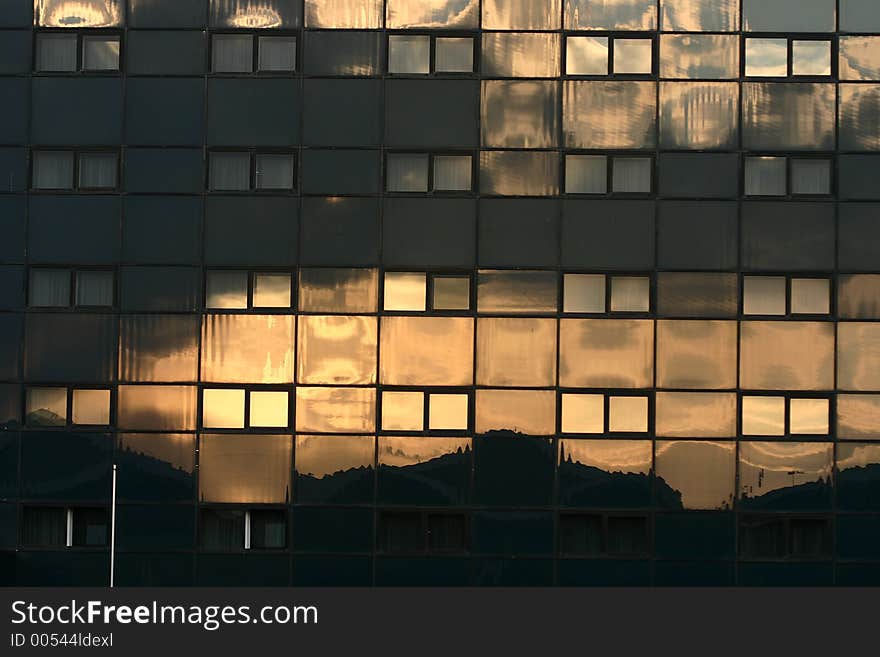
[
  {"left": 742, "top": 82, "right": 836, "bottom": 151},
  {"left": 210, "top": 0, "right": 291, "bottom": 29},
  {"left": 26, "top": 387, "right": 67, "bottom": 426},
  {"left": 119, "top": 315, "right": 200, "bottom": 383},
  {"left": 433, "top": 276, "right": 470, "bottom": 311},
  {"left": 253, "top": 273, "right": 291, "bottom": 308},
  {"left": 738, "top": 441, "right": 832, "bottom": 504},
  {"left": 428, "top": 393, "right": 469, "bottom": 430},
  {"left": 740, "top": 321, "right": 834, "bottom": 391},
  {"left": 381, "top": 391, "right": 424, "bottom": 431},
  {"left": 565, "top": 0, "right": 657, "bottom": 30},
  {"left": 298, "top": 268, "right": 377, "bottom": 313},
  {"left": 479, "top": 150, "right": 559, "bottom": 196},
  {"left": 249, "top": 390, "right": 289, "bottom": 428},
  {"left": 838, "top": 394, "right": 880, "bottom": 439},
  {"left": 560, "top": 393, "right": 604, "bottom": 434},
  {"left": 656, "top": 320, "right": 737, "bottom": 389},
  {"left": 117, "top": 385, "right": 197, "bottom": 432},
  {"left": 745, "top": 38, "right": 788, "bottom": 77},
  {"left": 790, "top": 278, "right": 830, "bottom": 315},
  {"left": 790, "top": 398, "right": 829, "bottom": 435},
  {"left": 610, "top": 276, "right": 649, "bottom": 312},
  {"left": 380, "top": 316, "right": 473, "bottom": 386},
  {"left": 477, "top": 270, "right": 557, "bottom": 314},
  {"left": 206, "top": 270, "right": 248, "bottom": 309},
  {"left": 295, "top": 387, "right": 376, "bottom": 434},
  {"left": 304, "top": 0, "right": 383, "bottom": 28},
  {"left": 71, "top": 389, "right": 110, "bottom": 425},
  {"left": 743, "top": 276, "right": 786, "bottom": 315},
  {"left": 839, "top": 275, "right": 880, "bottom": 319},
  {"left": 655, "top": 392, "right": 736, "bottom": 438},
  {"left": 659, "top": 35, "right": 739, "bottom": 79},
  {"left": 199, "top": 434, "right": 291, "bottom": 504},
  {"left": 559, "top": 439, "right": 652, "bottom": 475},
  {"left": 741, "top": 396, "right": 785, "bottom": 436},
  {"left": 563, "top": 274, "right": 605, "bottom": 313},
  {"left": 202, "top": 388, "right": 245, "bottom": 429},
  {"left": 792, "top": 40, "right": 831, "bottom": 77},
  {"left": 482, "top": 32, "right": 560, "bottom": 78},
  {"left": 660, "top": 0, "right": 739, "bottom": 32},
  {"left": 297, "top": 315, "right": 377, "bottom": 385},
  {"left": 117, "top": 433, "right": 195, "bottom": 475},
  {"left": 565, "top": 36, "right": 608, "bottom": 76},
  {"left": 295, "top": 434, "right": 374, "bottom": 478},
  {"left": 563, "top": 81, "right": 656, "bottom": 149},
  {"left": 608, "top": 396, "right": 648, "bottom": 433},
  {"left": 476, "top": 317, "right": 557, "bottom": 387},
  {"left": 481, "top": 80, "right": 559, "bottom": 149},
  {"left": 36, "top": 0, "right": 123, "bottom": 27},
  {"left": 475, "top": 389, "right": 556, "bottom": 435},
  {"left": 560, "top": 319, "right": 654, "bottom": 388},
  {"left": 202, "top": 314, "right": 294, "bottom": 383},
  {"left": 839, "top": 84, "right": 880, "bottom": 151},
  {"left": 838, "top": 323, "right": 880, "bottom": 391},
  {"left": 386, "top": 0, "right": 479, "bottom": 29},
  {"left": 384, "top": 272, "right": 427, "bottom": 311},
  {"left": 656, "top": 272, "right": 738, "bottom": 318},
  {"left": 837, "top": 443, "right": 880, "bottom": 480},
  {"left": 613, "top": 39, "right": 652, "bottom": 75},
  {"left": 840, "top": 36, "right": 880, "bottom": 81},
  {"left": 659, "top": 82, "right": 739, "bottom": 149},
  {"left": 379, "top": 436, "right": 471, "bottom": 468},
  {"left": 655, "top": 441, "right": 735, "bottom": 510},
  {"left": 482, "top": 0, "right": 561, "bottom": 30}
]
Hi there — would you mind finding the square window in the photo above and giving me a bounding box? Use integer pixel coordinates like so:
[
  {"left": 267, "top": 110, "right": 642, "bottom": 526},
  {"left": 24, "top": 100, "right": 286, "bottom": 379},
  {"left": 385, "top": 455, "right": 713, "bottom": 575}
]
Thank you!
[
  {"left": 566, "top": 36, "right": 608, "bottom": 75},
  {"left": 72, "top": 389, "right": 110, "bottom": 425},
  {"left": 613, "top": 39, "right": 652, "bottom": 75},
  {"left": 258, "top": 36, "right": 296, "bottom": 72},
  {"left": 26, "top": 387, "right": 67, "bottom": 426},
  {"left": 36, "top": 33, "right": 77, "bottom": 72},
  {"left": 382, "top": 391, "right": 424, "bottom": 431},
  {"left": 791, "top": 159, "right": 831, "bottom": 195},
  {"left": 609, "top": 396, "right": 648, "bottom": 432},
  {"left": 249, "top": 510, "right": 287, "bottom": 549},
  {"left": 384, "top": 272, "right": 427, "bottom": 311},
  {"left": 206, "top": 271, "right": 249, "bottom": 309},
  {"left": 742, "top": 396, "right": 785, "bottom": 436},
  {"left": 75, "top": 271, "right": 113, "bottom": 306},
  {"left": 428, "top": 394, "right": 468, "bottom": 430},
  {"left": 436, "top": 37, "right": 473, "bottom": 73},
  {"left": 32, "top": 151, "right": 74, "bottom": 190},
  {"left": 745, "top": 157, "right": 786, "bottom": 196},
  {"left": 380, "top": 512, "right": 423, "bottom": 553},
  {"left": 564, "top": 274, "right": 605, "bottom": 313},
  {"left": 607, "top": 516, "right": 648, "bottom": 555},
  {"left": 792, "top": 40, "right": 831, "bottom": 76},
  {"left": 559, "top": 514, "right": 603, "bottom": 555},
  {"left": 30, "top": 269, "right": 70, "bottom": 307},
  {"left": 253, "top": 273, "right": 291, "bottom": 308},
  {"left": 745, "top": 38, "right": 788, "bottom": 77},
  {"left": 78, "top": 153, "right": 117, "bottom": 189},
  {"left": 21, "top": 507, "right": 67, "bottom": 547},
  {"left": 565, "top": 155, "right": 607, "bottom": 194},
  {"left": 790, "top": 278, "right": 830, "bottom": 315},
  {"left": 255, "top": 154, "right": 294, "bottom": 190},
  {"left": 789, "top": 398, "right": 829, "bottom": 435},
  {"left": 249, "top": 391, "right": 289, "bottom": 428},
  {"left": 213, "top": 34, "right": 253, "bottom": 73},
  {"left": 743, "top": 276, "right": 786, "bottom": 315},
  {"left": 610, "top": 277, "right": 650, "bottom": 312},
  {"left": 202, "top": 389, "right": 245, "bottom": 429},
  {"left": 82, "top": 35, "right": 120, "bottom": 71},
  {"left": 561, "top": 393, "right": 604, "bottom": 434},
  {"left": 72, "top": 508, "right": 109, "bottom": 547},
  {"left": 427, "top": 513, "right": 466, "bottom": 553},
  {"left": 433, "top": 276, "right": 470, "bottom": 310},
  {"left": 388, "top": 35, "right": 430, "bottom": 74},
  {"left": 612, "top": 158, "right": 651, "bottom": 193},
  {"left": 433, "top": 155, "right": 472, "bottom": 191},
  {"left": 209, "top": 152, "right": 251, "bottom": 191},
  {"left": 387, "top": 153, "right": 429, "bottom": 192}
]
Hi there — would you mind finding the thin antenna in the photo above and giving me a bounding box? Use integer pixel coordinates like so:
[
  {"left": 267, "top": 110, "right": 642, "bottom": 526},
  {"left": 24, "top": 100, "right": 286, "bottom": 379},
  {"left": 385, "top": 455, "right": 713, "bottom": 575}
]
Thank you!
[{"left": 110, "top": 464, "right": 117, "bottom": 588}]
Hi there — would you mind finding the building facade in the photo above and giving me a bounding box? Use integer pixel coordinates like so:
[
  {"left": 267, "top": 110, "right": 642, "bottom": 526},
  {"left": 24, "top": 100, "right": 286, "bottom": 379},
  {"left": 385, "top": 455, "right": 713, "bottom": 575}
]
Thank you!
[{"left": 1, "top": 0, "right": 880, "bottom": 585}]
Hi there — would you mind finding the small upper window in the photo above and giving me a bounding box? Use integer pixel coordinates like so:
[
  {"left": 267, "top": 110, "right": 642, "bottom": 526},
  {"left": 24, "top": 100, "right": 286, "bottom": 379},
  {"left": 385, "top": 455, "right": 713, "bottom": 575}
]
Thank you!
[
  {"left": 745, "top": 38, "right": 832, "bottom": 78},
  {"left": 389, "top": 35, "right": 474, "bottom": 74},
  {"left": 565, "top": 155, "right": 651, "bottom": 195},
  {"left": 82, "top": 35, "right": 120, "bottom": 71},
  {"left": 32, "top": 150, "right": 118, "bottom": 191},
  {"left": 258, "top": 36, "right": 297, "bottom": 72},
  {"left": 35, "top": 32, "right": 120, "bottom": 72},
  {"left": 209, "top": 152, "right": 295, "bottom": 192},
  {"left": 77, "top": 152, "right": 117, "bottom": 190},
  {"left": 435, "top": 37, "right": 473, "bottom": 73},
  {"left": 213, "top": 34, "right": 296, "bottom": 73},
  {"left": 566, "top": 35, "right": 652, "bottom": 76}
]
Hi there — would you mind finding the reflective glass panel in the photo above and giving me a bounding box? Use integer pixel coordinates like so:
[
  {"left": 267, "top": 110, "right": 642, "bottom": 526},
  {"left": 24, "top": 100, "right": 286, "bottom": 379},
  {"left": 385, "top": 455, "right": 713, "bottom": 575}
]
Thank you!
[
  {"left": 838, "top": 323, "right": 880, "bottom": 391},
  {"left": 838, "top": 395, "right": 880, "bottom": 440},
  {"left": 26, "top": 387, "right": 67, "bottom": 426},
  {"left": 745, "top": 39, "right": 787, "bottom": 78},
  {"left": 202, "top": 388, "right": 245, "bottom": 429},
  {"left": 295, "top": 387, "right": 376, "bottom": 433},
  {"left": 210, "top": 0, "right": 302, "bottom": 28},
  {"left": 387, "top": 0, "right": 478, "bottom": 28},
  {"left": 482, "top": 32, "right": 560, "bottom": 78},
  {"left": 71, "top": 389, "right": 109, "bottom": 426},
  {"left": 561, "top": 394, "right": 604, "bottom": 434},
  {"left": 613, "top": 39, "right": 652, "bottom": 75},
  {"left": 610, "top": 276, "right": 649, "bottom": 312},
  {"left": 298, "top": 268, "right": 377, "bottom": 313},
  {"left": 428, "top": 394, "right": 468, "bottom": 430},
  {"left": 566, "top": 36, "right": 608, "bottom": 76},
  {"left": 840, "top": 37, "right": 880, "bottom": 81},
  {"left": 560, "top": 319, "right": 654, "bottom": 388},
  {"left": 738, "top": 441, "right": 833, "bottom": 509},
  {"left": 656, "top": 273, "right": 738, "bottom": 318},
  {"left": 793, "top": 40, "right": 831, "bottom": 77},
  {"left": 655, "top": 441, "right": 735, "bottom": 510},
  {"left": 743, "top": 0, "right": 835, "bottom": 33},
  {"left": 481, "top": 80, "right": 559, "bottom": 148},
  {"left": 381, "top": 391, "right": 424, "bottom": 431},
  {"left": 660, "top": 0, "right": 739, "bottom": 32},
  {"left": 433, "top": 277, "right": 470, "bottom": 310},
  {"left": 479, "top": 151, "right": 559, "bottom": 196},
  {"left": 740, "top": 322, "right": 835, "bottom": 391},
  {"left": 790, "top": 398, "right": 829, "bottom": 435},
  {"left": 655, "top": 392, "right": 736, "bottom": 438},
  {"left": 36, "top": 0, "right": 124, "bottom": 27},
  {"left": 388, "top": 35, "right": 430, "bottom": 74},
  {"left": 563, "top": 274, "right": 605, "bottom": 313},
  {"left": 249, "top": 391, "right": 289, "bottom": 428},
  {"left": 475, "top": 389, "right": 555, "bottom": 435},
  {"left": 295, "top": 435, "right": 374, "bottom": 496},
  {"left": 565, "top": 0, "right": 657, "bottom": 30},
  {"left": 477, "top": 318, "right": 557, "bottom": 387},
  {"left": 253, "top": 273, "right": 291, "bottom": 308},
  {"left": 563, "top": 81, "right": 656, "bottom": 149},
  {"left": 477, "top": 270, "right": 557, "bottom": 314},
  {"left": 202, "top": 314, "right": 294, "bottom": 383},
  {"left": 435, "top": 37, "right": 474, "bottom": 73},
  {"left": 305, "top": 0, "right": 383, "bottom": 28},
  {"left": 483, "top": 0, "right": 561, "bottom": 30},
  {"left": 206, "top": 271, "right": 248, "bottom": 309},
  {"left": 742, "top": 396, "right": 785, "bottom": 436},
  {"left": 565, "top": 155, "right": 607, "bottom": 194},
  {"left": 839, "top": 85, "right": 880, "bottom": 151},
  {"left": 659, "top": 82, "right": 739, "bottom": 149},
  {"left": 117, "top": 385, "right": 197, "bottom": 431},
  {"left": 839, "top": 275, "right": 880, "bottom": 319},
  {"left": 790, "top": 278, "right": 830, "bottom": 314},
  {"left": 656, "top": 320, "right": 737, "bottom": 389},
  {"left": 296, "top": 315, "right": 377, "bottom": 385},
  {"left": 608, "top": 396, "right": 648, "bottom": 433},
  {"left": 742, "top": 83, "right": 836, "bottom": 150},
  {"left": 380, "top": 317, "right": 474, "bottom": 386},
  {"left": 659, "top": 35, "right": 739, "bottom": 80},
  {"left": 384, "top": 272, "right": 427, "bottom": 311},
  {"left": 199, "top": 434, "right": 291, "bottom": 504},
  {"left": 743, "top": 276, "right": 786, "bottom": 315}
]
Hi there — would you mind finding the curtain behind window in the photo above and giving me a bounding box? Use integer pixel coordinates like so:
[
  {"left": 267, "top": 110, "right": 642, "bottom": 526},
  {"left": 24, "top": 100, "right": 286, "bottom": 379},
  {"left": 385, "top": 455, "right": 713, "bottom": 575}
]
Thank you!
[
  {"left": 387, "top": 154, "right": 429, "bottom": 192},
  {"left": 612, "top": 158, "right": 651, "bottom": 193},
  {"left": 565, "top": 155, "right": 606, "bottom": 194},
  {"left": 32, "top": 151, "right": 74, "bottom": 190},
  {"left": 76, "top": 271, "right": 114, "bottom": 306},
  {"left": 29, "top": 269, "right": 70, "bottom": 306},
  {"left": 213, "top": 34, "right": 253, "bottom": 72},
  {"left": 792, "top": 160, "right": 831, "bottom": 195},
  {"left": 210, "top": 153, "right": 250, "bottom": 190},
  {"left": 433, "top": 155, "right": 472, "bottom": 191},
  {"left": 78, "top": 153, "right": 117, "bottom": 189},
  {"left": 22, "top": 507, "right": 66, "bottom": 546},
  {"left": 37, "top": 34, "right": 76, "bottom": 71},
  {"left": 255, "top": 154, "right": 294, "bottom": 189}
]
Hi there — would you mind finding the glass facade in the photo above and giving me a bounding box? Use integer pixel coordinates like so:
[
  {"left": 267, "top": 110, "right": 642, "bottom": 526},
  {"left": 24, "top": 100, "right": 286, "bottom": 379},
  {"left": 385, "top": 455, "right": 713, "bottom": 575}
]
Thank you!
[{"left": 1, "top": 0, "right": 880, "bottom": 587}]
